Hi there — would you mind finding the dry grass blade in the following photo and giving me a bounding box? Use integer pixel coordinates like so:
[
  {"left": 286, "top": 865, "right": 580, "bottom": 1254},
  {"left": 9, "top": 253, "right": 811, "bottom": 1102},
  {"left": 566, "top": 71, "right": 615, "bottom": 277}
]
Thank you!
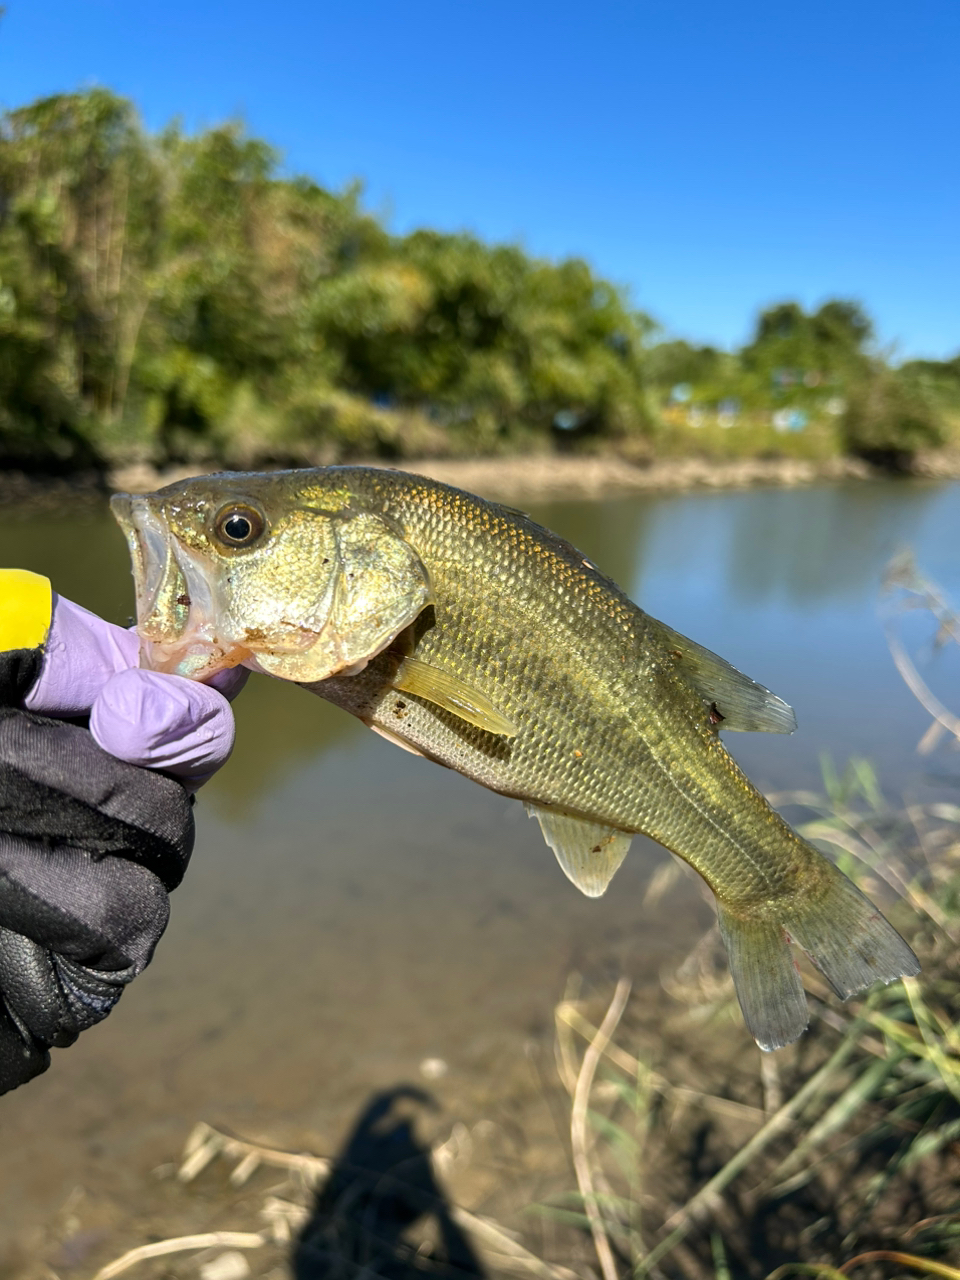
[
  {"left": 448, "top": 1209, "right": 581, "bottom": 1280},
  {"left": 177, "top": 1121, "right": 331, "bottom": 1187},
  {"left": 570, "top": 976, "right": 632, "bottom": 1280},
  {"left": 765, "top": 1266, "right": 848, "bottom": 1280},
  {"left": 556, "top": 1003, "right": 765, "bottom": 1125},
  {"left": 839, "top": 1251, "right": 960, "bottom": 1279},
  {"left": 904, "top": 1215, "right": 960, "bottom": 1242},
  {"left": 90, "top": 1232, "right": 266, "bottom": 1280},
  {"left": 172, "top": 1121, "right": 575, "bottom": 1280},
  {"left": 883, "top": 553, "right": 960, "bottom": 754},
  {"left": 885, "top": 630, "right": 960, "bottom": 752},
  {"left": 555, "top": 973, "right": 585, "bottom": 1098},
  {"left": 760, "top": 1053, "right": 783, "bottom": 1116}
]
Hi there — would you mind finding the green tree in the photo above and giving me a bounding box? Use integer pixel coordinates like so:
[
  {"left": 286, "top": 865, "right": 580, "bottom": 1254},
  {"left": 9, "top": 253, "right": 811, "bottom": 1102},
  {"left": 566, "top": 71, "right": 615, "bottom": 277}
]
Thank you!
[
  {"left": 2, "top": 87, "right": 949, "bottom": 474},
  {"left": 0, "top": 90, "right": 162, "bottom": 464},
  {"left": 741, "top": 298, "right": 872, "bottom": 381},
  {"left": 842, "top": 365, "right": 947, "bottom": 462}
]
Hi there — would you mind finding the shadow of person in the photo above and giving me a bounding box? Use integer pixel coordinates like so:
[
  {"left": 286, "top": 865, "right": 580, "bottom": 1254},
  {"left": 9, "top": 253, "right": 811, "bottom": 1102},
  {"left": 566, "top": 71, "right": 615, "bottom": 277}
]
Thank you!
[{"left": 293, "top": 1085, "right": 486, "bottom": 1278}]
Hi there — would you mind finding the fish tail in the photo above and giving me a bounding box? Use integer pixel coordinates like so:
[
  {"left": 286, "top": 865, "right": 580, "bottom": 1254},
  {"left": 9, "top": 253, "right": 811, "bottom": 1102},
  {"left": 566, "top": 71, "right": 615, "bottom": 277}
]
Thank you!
[
  {"left": 717, "top": 908, "right": 808, "bottom": 1051},
  {"left": 719, "top": 862, "right": 919, "bottom": 1052}
]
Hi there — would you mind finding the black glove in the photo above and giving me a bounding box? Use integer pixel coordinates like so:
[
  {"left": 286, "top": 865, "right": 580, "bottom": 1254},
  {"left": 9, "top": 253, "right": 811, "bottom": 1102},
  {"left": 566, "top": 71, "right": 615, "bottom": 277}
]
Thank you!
[
  {"left": 0, "top": 706, "right": 193, "bottom": 1091},
  {"left": 0, "top": 570, "right": 244, "bottom": 1094}
]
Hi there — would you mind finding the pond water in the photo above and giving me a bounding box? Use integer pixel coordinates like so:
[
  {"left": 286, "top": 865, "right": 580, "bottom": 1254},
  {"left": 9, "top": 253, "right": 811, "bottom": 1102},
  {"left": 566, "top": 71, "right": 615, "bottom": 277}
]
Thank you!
[{"left": 0, "top": 476, "right": 958, "bottom": 1260}]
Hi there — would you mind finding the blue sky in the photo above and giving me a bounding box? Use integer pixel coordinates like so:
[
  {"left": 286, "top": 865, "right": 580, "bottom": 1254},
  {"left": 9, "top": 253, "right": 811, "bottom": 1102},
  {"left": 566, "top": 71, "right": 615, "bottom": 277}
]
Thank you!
[{"left": 1, "top": 0, "right": 957, "bottom": 358}]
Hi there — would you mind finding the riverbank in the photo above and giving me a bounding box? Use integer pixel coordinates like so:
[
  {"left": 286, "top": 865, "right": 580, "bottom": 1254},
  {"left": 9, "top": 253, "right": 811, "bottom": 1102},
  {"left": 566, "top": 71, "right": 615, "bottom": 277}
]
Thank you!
[
  {"left": 18, "top": 882, "right": 959, "bottom": 1280},
  {"left": 108, "top": 445, "right": 960, "bottom": 504},
  {"left": 3, "top": 448, "right": 960, "bottom": 513}
]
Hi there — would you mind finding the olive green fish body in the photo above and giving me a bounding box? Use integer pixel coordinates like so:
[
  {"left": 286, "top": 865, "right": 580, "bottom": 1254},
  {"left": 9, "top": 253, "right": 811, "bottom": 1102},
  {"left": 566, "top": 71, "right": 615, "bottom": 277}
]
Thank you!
[
  {"left": 310, "top": 469, "right": 808, "bottom": 908},
  {"left": 111, "top": 466, "right": 920, "bottom": 1049}
]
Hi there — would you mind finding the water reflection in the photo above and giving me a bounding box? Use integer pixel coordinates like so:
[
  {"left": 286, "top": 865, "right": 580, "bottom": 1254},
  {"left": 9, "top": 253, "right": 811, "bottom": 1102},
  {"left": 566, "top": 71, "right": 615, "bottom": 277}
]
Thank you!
[
  {"left": 529, "top": 494, "right": 653, "bottom": 592},
  {"left": 0, "top": 506, "right": 132, "bottom": 624},
  {"left": 724, "top": 482, "right": 941, "bottom": 608},
  {"left": 559, "top": 481, "right": 950, "bottom": 616}
]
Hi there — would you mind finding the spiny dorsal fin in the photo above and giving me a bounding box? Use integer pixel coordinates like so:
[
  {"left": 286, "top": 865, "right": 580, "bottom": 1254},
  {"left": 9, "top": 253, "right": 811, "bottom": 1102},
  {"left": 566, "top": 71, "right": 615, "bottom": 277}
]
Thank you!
[
  {"left": 392, "top": 655, "right": 518, "bottom": 738},
  {"left": 526, "top": 804, "right": 632, "bottom": 897},
  {"left": 651, "top": 620, "right": 797, "bottom": 734}
]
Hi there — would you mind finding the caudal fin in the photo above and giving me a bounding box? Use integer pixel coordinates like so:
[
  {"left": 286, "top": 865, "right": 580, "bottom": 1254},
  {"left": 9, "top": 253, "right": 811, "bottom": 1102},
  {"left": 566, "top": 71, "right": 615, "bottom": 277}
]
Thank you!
[
  {"left": 719, "top": 863, "right": 920, "bottom": 1052},
  {"left": 717, "top": 910, "right": 808, "bottom": 1050}
]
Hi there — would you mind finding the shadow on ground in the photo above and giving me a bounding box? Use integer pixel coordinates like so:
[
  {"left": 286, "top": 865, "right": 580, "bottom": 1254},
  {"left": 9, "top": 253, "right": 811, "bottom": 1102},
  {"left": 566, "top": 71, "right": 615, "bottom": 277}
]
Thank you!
[{"left": 293, "top": 1085, "right": 486, "bottom": 1278}]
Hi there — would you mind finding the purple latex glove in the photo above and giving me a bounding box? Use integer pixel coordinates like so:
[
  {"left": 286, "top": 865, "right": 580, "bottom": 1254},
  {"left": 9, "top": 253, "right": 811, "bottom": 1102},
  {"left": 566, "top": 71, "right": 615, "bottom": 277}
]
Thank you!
[{"left": 24, "top": 596, "right": 247, "bottom": 790}]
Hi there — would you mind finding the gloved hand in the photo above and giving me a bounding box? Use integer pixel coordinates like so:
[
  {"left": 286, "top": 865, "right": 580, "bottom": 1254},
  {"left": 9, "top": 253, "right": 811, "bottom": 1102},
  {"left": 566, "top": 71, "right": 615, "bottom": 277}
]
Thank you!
[{"left": 0, "top": 571, "right": 246, "bottom": 1095}]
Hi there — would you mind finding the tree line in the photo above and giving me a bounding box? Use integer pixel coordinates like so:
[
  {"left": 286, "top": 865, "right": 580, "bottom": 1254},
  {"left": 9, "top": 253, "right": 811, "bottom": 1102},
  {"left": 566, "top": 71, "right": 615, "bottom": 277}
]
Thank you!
[{"left": 0, "top": 89, "right": 956, "bottom": 474}]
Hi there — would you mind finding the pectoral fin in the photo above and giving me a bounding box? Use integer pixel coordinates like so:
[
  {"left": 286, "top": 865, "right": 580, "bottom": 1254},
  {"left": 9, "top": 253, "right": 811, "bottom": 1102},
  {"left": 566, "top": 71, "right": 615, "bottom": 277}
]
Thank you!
[
  {"left": 526, "top": 804, "right": 632, "bottom": 897},
  {"left": 392, "top": 655, "right": 518, "bottom": 738},
  {"left": 652, "top": 620, "right": 797, "bottom": 734}
]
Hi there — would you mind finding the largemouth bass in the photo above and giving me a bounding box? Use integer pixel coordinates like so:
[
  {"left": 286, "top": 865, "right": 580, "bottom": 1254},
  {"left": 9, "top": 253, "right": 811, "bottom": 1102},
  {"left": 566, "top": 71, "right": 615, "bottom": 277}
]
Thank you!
[{"left": 111, "top": 466, "right": 919, "bottom": 1049}]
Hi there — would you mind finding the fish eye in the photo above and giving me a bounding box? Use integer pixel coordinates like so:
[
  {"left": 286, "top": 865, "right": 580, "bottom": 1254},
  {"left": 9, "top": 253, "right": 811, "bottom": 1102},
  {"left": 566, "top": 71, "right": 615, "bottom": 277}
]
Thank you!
[{"left": 213, "top": 504, "right": 266, "bottom": 548}]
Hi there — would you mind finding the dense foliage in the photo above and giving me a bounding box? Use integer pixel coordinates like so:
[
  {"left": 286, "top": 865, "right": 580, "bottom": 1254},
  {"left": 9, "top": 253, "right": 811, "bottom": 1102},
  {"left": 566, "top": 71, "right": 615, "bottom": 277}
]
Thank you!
[
  {"left": 651, "top": 299, "right": 958, "bottom": 465},
  {"left": 0, "top": 89, "right": 956, "bottom": 473},
  {"left": 0, "top": 90, "right": 652, "bottom": 471}
]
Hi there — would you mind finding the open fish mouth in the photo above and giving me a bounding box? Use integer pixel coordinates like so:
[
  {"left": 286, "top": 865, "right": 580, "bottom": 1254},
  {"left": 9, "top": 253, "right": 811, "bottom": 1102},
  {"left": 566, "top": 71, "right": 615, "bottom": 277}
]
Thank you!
[{"left": 110, "top": 492, "right": 252, "bottom": 680}]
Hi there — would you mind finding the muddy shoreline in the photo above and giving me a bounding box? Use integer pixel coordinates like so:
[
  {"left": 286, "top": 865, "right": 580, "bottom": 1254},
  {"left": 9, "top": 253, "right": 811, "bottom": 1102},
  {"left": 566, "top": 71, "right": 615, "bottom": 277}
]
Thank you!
[{"left": 3, "top": 447, "right": 960, "bottom": 512}]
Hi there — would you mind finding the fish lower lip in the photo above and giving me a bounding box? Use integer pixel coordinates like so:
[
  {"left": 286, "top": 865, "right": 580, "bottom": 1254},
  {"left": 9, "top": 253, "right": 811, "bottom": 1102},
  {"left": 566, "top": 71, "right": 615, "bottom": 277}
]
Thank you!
[{"left": 141, "top": 635, "right": 246, "bottom": 679}]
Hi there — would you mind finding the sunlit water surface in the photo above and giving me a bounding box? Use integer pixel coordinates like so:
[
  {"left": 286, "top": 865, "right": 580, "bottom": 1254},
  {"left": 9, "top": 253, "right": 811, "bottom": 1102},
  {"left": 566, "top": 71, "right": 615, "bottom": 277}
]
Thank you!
[{"left": 0, "top": 477, "right": 957, "bottom": 1251}]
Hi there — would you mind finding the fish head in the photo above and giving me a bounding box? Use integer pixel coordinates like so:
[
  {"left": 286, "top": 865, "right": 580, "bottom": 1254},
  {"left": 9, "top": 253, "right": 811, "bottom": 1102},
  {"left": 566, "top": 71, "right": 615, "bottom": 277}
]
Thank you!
[{"left": 110, "top": 470, "right": 433, "bottom": 683}]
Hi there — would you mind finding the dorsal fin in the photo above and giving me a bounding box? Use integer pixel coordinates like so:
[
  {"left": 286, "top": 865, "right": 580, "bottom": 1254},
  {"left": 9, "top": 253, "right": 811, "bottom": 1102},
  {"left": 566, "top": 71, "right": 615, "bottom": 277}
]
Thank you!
[
  {"left": 526, "top": 804, "right": 632, "bottom": 897},
  {"left": 650, "top": 620, "right": 797, "bottom": 734}
]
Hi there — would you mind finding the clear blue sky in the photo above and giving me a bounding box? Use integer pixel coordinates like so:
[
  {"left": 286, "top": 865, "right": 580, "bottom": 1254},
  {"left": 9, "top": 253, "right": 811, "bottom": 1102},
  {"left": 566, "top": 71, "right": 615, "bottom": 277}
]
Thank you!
[{"left": 1, "top": 0, "right": 957, "bottom": 358}]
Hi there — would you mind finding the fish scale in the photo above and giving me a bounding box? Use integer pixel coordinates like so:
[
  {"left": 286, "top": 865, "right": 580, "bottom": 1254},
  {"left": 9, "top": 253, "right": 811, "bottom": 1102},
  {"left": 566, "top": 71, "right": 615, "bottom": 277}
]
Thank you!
[
  {"left": 343, "top": 470, "right": 799, "bottom": 886},
  {"left": 112, "top": 465, "right": 920, "bottom": 1050}
]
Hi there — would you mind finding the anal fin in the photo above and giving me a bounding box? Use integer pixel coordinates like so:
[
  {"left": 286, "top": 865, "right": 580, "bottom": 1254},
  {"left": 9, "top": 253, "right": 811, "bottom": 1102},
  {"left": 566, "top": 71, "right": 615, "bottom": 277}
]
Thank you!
[
  {"left": 526, "top": 804, "right": 632, "bottom": 898},
  {"left": 392, "top": 655, "right": 517, "bottom": 737}
]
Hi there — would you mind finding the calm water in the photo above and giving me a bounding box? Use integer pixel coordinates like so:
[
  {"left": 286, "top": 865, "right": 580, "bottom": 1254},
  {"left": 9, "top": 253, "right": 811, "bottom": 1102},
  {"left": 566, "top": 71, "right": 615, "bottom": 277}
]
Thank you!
[{"left": 0, "top": 477, "right": 958, "bottom": 1252}]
